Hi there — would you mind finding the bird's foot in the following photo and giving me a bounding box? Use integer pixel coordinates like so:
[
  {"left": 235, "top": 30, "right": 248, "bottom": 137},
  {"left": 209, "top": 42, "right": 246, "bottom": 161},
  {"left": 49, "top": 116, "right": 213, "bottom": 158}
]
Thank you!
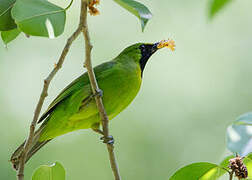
[
  {"left": 92, "top": 127, "right": 104, "bottom": 135},
  {"left": 100, "top": 135, "right": 114, "bottom": 145},
  {"left": 94, "top": 89, "right": 103, "bottom": 98}
]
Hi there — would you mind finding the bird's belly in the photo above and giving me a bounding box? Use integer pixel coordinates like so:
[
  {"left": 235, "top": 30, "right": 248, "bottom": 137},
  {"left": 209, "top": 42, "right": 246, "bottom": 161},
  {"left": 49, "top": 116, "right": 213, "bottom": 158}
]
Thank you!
[{"left": 101, "top": 73, "right": 141, "bottom": 119}]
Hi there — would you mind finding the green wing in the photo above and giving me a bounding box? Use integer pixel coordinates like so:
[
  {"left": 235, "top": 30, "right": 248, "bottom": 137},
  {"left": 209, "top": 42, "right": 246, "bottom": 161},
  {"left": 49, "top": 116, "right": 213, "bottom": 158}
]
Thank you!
[
  {"left": 38, "top": 61, "right": 116, "bottom": 123},
  {"left": 38, "top": 74, "right": 88, "bottom": 123}
]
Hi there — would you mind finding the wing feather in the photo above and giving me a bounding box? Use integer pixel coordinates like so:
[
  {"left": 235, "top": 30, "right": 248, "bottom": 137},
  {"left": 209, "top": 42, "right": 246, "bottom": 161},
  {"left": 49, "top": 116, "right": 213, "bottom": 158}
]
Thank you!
[{"left": 38, "top": 61, "right": 116, "bottom": 123}]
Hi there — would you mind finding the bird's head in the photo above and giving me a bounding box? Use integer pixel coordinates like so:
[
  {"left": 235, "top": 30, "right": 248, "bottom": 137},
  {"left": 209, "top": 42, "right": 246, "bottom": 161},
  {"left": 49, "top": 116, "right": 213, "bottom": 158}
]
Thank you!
[{"left": 116, "top": 40, "right": 175, "bottom": 74}]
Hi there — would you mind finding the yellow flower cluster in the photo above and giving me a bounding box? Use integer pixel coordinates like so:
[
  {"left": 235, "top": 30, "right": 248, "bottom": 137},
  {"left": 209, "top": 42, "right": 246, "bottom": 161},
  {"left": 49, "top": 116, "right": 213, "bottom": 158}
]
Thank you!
[
  {"left": 157, "top": 39, "right": 175, "bottom": 51},
  {"left": 88, "top": 0, "right": 100, "bottom": 16}
]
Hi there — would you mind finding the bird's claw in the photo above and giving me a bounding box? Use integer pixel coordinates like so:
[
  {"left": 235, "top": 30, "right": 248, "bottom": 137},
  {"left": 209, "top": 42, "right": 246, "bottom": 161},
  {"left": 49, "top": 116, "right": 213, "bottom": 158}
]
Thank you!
[
  {"left": 100, "top": 135, "right": 114, "bottom": 145},
  {"left": 94, "top": 89, "right": 103, "bottom": 98}
]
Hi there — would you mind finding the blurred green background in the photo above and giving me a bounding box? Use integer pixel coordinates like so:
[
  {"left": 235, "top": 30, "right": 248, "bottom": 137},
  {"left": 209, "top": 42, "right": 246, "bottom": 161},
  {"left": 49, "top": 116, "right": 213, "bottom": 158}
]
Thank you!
[{"left": 1, "top": 0, "right": 252, "bottom": 179}]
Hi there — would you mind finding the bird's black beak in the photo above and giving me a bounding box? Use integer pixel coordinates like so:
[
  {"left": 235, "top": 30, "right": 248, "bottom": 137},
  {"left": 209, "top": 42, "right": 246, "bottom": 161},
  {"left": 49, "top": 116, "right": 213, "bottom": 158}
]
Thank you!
[{"left": 151, "top": 43, "right": 159, "bottom": 54}]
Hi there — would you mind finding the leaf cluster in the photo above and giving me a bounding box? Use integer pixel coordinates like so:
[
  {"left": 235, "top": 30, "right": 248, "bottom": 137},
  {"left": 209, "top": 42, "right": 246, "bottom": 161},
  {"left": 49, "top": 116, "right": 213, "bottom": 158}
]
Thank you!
[
  {"left": 0, "top": 0, "right": 152, "bottom": 45},
  {"left": 170, "top": 111, "right": 252, "bottom": 180},
  {"left": 0, "top": 0, "right": 234, "bottom": 45}
]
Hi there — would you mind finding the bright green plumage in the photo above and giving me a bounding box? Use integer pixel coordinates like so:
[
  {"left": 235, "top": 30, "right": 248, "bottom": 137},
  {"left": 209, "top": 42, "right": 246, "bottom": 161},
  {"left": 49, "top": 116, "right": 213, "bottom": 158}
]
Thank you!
[
  {"left": 11, "top": 42, "right": 162, "bottom": 169},
  {"left": 39, "top": 45, "right": 142, "bottom": 141}
]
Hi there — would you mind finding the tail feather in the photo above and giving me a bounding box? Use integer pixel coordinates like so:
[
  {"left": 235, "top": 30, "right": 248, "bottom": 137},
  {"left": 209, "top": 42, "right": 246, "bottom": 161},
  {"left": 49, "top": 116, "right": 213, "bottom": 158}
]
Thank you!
[
  {"left": 10, "top": 125, "right": 51, "bottom": 170},
  {"left": 26, "top": 140, "right": 51, "bottom": 163}
]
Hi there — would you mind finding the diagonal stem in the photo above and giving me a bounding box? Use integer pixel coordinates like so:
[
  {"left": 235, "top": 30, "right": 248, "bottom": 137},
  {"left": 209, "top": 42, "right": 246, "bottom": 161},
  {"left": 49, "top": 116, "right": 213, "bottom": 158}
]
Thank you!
[
  {"left": 15, "top": 1, "right": 121, "bottom": 180},
  {"left": 16, "top": 17, "right": 82, "bottom": 180},
  {"left": 80, "top": 1, "right": 121, "bottom": 180},
  {"left": 229, "top": 170, "right": 234, "bottom": 180}
]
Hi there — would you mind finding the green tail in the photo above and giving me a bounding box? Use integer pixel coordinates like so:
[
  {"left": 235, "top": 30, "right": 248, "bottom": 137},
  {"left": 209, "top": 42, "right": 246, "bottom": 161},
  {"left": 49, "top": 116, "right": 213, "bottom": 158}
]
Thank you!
[{"left": 10, "top": 124, "right": 51, "bottom": 170}]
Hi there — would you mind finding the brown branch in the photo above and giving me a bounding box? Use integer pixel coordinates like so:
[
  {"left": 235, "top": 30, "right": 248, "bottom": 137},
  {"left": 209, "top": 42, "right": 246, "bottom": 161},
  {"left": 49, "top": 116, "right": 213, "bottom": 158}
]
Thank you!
[
  {"left": 229, "top": 170, "right": 234, "bottom": 180},
  {"left": 16, "top": 20, "right": 83, "bottom": 180},
  {"left": 15, "top": 1, "right": 121, "bottom": 180},
  {"left": 80, "top": 1, "right": 121, "bottom": 180}
]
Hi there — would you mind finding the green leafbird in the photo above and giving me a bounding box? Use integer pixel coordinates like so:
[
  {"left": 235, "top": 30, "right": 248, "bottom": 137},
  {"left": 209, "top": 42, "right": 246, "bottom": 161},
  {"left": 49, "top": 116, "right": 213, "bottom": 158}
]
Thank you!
[{"left": 11, "top": 40, "right": 175, "bottom": 169}]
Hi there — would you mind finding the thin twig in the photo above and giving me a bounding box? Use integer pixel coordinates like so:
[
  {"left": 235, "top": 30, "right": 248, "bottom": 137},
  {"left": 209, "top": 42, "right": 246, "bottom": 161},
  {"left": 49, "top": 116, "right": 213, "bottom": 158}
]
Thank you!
[
  {"left": 80, "top": 1, "right": 121, "bottom": 180},
  {"left": 16, "top": 23, "right": 82, "bottom": 180},
  {"left": 229, "top": 170, "right": 234, "bottom": 180},
  {"left": 15, "top": 1, "right": 121, "bottom": 180}
]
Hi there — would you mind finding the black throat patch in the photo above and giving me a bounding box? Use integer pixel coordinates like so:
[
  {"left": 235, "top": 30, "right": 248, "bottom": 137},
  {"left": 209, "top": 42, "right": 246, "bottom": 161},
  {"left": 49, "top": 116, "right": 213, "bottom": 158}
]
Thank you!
[{"left": 139, "top": 44, "right": 157, "bottom": 76}]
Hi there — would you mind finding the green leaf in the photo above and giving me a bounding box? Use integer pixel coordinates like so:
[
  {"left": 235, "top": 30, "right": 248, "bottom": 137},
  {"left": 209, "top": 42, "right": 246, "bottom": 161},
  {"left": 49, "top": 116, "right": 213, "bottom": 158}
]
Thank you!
[
  {"left": 220, "top": 155, "right": 234, "bottom": 168},
  {"left": 199, "top": 155, "right": 234, "bottom": 180},
  {"left": 32, "top": 162, "right": 65, "bottom": 180},
  {"left": 233, "top": 112, "right": 252, "bottom": 126},
  {"left": 215, "top": 155, "right": 235, "bottom": 177},
  {"left": 1, "top": 28, "right": 20, "bottom": 44},
  {"left": 0, "top": 0, "right": 17, "bottom": 31},
  {"left": 113, "top": 0, "right": 152, "bottom": 32},
  {"left": 209, "top": 0, "right": 233, "bottom": 19},
  {"left": 226, "top": 113, "right": 252, "bottom": 156},
  {"left": 11, "top": 0, "right": 66, "bottom": 37},
  {"left": 243, "top": 153, "right": 252, "bottom": 179},
  {"left": 170, "top": 162, "right": 224, "bottom": 180},
  {"left": 226, "top": 124, "right": 251, "bottom": 156}
]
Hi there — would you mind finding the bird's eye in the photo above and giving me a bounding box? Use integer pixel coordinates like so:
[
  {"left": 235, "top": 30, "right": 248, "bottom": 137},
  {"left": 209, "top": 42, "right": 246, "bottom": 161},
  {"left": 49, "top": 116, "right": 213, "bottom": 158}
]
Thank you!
[{"left": 140, "top": 44, "right": 145, "bottom": 49}]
